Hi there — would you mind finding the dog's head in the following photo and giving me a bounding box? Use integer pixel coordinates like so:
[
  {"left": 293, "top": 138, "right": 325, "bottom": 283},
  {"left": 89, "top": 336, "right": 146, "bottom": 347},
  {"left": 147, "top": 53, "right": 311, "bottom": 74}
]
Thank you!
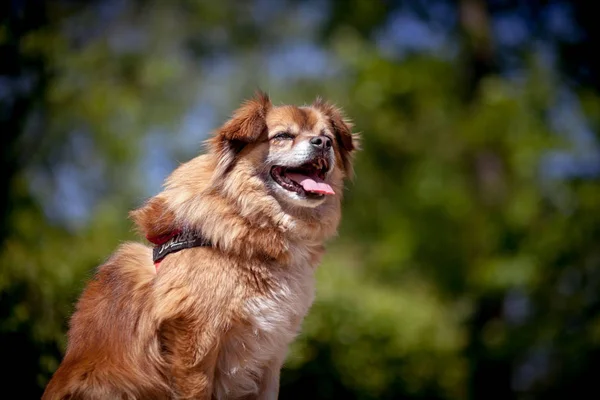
[
  {"left": 132, "top": 92, "right": 358, "bottom": 249},
  {"left": 208, "top": 91, "right": 358, "bottom": 208}
]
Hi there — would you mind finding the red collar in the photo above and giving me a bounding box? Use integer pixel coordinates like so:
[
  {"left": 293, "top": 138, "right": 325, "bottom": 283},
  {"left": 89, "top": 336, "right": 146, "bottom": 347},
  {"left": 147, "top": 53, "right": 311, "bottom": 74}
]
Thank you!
[{"left": 146, "top": 229, "right": 211, "bottom": 270}]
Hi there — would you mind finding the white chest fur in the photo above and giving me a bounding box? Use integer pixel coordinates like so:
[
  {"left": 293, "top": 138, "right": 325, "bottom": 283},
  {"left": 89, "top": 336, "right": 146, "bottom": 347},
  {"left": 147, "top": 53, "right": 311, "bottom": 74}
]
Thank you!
[{"left": 213, "top": 262, "right": 316, "bottom": 399}]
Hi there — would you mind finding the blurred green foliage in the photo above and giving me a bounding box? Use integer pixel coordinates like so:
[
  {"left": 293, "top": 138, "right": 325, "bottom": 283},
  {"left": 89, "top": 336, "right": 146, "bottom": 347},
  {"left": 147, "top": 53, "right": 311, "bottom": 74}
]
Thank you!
[{"left": 2, "top": 1, "right": 600, "bottom": 399}]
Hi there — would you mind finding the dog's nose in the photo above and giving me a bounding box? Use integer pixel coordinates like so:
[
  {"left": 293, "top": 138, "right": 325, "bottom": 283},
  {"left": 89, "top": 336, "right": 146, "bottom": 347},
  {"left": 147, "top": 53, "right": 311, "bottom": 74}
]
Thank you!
[{"left": 310, "top": 136, "right": 332, "bottom": 150}]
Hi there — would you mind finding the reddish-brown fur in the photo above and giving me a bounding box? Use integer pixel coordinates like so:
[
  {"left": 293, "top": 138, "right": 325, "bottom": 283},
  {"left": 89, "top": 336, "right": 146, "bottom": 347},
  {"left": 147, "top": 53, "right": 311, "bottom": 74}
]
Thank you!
[{"left": 43, "top": 92, "right": 358, "bottom": 400}]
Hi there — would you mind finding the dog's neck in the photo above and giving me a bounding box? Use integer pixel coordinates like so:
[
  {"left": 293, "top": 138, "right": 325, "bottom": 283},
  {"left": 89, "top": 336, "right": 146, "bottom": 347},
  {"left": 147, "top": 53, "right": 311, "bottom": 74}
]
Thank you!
[{"left": 154, "top": 155, "right": 340, "bottom": 264}]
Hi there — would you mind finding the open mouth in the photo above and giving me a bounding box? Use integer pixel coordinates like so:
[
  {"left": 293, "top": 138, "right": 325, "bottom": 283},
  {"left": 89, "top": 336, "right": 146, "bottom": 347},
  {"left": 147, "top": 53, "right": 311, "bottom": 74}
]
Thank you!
[{"left": 270, "top": 157, "right": 335, "bottom": 198}]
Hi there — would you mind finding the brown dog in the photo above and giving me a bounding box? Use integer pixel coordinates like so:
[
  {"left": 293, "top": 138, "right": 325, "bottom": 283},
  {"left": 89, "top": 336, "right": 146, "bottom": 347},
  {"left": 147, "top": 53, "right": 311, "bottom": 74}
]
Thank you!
[{"left": 43, "top": 92, "right": 358, "bottom": 399}]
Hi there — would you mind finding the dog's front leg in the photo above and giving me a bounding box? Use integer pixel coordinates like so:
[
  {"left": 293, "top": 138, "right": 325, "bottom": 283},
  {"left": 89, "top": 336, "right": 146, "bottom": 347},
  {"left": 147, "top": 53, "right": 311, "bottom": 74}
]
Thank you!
[
  {"left": 254, "top": 356, "right": 286, "bottom": 400},
  {"left": 160, "top": 317, "right": 220, "bottom": 400}
]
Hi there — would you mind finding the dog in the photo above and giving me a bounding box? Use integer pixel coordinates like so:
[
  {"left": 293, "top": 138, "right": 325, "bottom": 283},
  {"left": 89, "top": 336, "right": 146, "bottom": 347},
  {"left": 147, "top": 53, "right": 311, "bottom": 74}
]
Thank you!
[{"left": 42, "top": 92, "right": 358, "bottom": 399}]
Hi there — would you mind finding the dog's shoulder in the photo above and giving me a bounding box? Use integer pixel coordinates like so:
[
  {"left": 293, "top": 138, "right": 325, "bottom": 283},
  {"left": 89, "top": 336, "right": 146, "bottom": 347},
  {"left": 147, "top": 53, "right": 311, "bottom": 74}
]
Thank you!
[{"left": 104, "top": 241, "right": 156, "bottom": 279}]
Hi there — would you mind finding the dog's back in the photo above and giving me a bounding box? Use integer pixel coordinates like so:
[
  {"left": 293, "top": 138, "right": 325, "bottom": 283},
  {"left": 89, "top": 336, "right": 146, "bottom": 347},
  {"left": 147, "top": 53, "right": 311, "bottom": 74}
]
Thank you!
[{"left": 42, "top": 243, "right": 170, "bottom": 400}]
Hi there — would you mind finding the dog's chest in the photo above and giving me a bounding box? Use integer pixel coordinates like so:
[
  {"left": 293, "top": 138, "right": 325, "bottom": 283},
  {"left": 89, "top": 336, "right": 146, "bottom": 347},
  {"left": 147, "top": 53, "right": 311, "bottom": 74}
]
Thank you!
[{"left": 213, "top": 264, "right": 315, "bottom": 398}]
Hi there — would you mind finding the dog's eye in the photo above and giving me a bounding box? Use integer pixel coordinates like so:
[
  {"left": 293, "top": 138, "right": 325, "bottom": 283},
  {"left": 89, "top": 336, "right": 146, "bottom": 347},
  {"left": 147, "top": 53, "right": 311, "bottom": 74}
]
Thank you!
[{"left": 273, "top": 132, "right": 294, "bottom": 140}]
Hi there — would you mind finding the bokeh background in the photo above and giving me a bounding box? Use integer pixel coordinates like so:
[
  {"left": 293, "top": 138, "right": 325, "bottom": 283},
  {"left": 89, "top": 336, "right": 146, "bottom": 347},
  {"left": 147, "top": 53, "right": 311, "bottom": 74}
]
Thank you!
[{"left": 2, "top": 0, "right": 600, "bottom": 398}]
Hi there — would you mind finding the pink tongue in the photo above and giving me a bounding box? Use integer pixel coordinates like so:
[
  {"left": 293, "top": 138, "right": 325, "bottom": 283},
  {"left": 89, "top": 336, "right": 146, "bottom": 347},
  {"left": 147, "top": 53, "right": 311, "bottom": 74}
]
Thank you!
[{"left": 286, "top": 172, "right": 335, "bottom": 195}]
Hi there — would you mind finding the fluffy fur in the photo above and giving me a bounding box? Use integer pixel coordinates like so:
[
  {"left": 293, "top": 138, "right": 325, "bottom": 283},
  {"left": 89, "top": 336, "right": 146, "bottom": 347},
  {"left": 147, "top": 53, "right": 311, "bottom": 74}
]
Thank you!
[{"left": 43, "top": 92, "right": 358, "bottom": 400}]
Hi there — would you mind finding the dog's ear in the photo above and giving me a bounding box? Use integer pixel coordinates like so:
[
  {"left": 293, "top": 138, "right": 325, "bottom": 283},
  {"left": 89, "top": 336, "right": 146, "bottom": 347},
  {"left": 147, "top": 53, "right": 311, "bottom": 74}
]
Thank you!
[
  {"left": 312, "top": 98, "right": 359, "bottom": 177},
  {"left": 129, "top": 196, "right": 176, "bottom": 243},
  {"left": 207, "top": 91, "right": 272, "bottom": 178}
]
